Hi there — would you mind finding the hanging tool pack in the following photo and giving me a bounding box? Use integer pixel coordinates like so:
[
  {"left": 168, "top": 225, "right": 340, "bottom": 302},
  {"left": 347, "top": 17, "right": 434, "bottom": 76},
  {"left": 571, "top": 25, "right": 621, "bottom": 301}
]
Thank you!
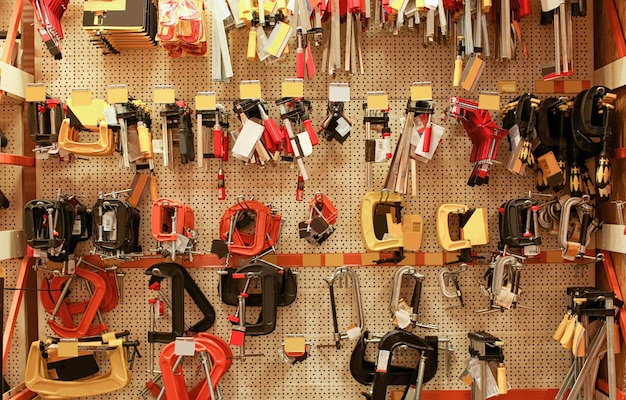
[
  {"left": 446, "top": 97, "right": 507, "bottom": 186},
  {"left": 436, "top": 203, "right": 488, "bottom": 263},
  {"left": 112, "top": 99, "right": 155, "bottom": 174},
  {"left": 349, "top": 330, "right": 415, "bottom": 386},
  {"left": 24, "top": 193, "right": 92, "bottom": 262},
  {"left": 160, "top": 100, "right": 195, "bottom": 167},
  {"left": 554, "top": 287, "right": 621, "bottom": 400},
  {"left": 363, "top": 105, "right": 391, "bottom": 189},
  {"left": 571, "top": 86, "right": 616, "bottom": 201},
  {"left": 40, "top": 256, "right": 121, "bottom": 336},
  {"left": 91, "top": 191, "right": 141, "bottom": 259},
  {"left": 145, "top": 262, "right": 216, "bottom": 372},
  {"left": 145, "top": 262, "right": 216, "bottom": 341},
  {"left": 232, "top": 98, "right": 282, "bottom": 166},
  {"left": 276, "top": 97, "right": 316, "bottom": 183},
  {"left": 322, "top": 266, "right": 364, "bottom": 349},
  {"left": 384, "top": 100, "right": 435, "bottom": 195},
  {"left": 40, "top": 264, "right": 113, "bottom": 337},
  {"left": 319, "top": 101, "right": 352, "bottom": 144},
  {"left": 366, "top": 329, "right": 438, "bottom": 400},
  {"left": 502, "top": 93, "right": 541, "bottom": 171},
  {"left": 389, "top": 266, "right": 436, "bottom": 330},
  {"left": 151, "top": 198, "right": 197, "bottom": 260},
  {"left": 222, "top": 264, "right": 285, "bottom": 337},
  {"left": 25, "top": 332, "right": 138, "bottom": 398},
  {"left": 27, "top": 97, "right": 64, "bottom": 155},
  {"left": 57, "top": 98, "right": 116, "bottom": 157},
  {"left": 535, "top": 97, "right": 570, "bottom": 192},
  {"left": 30, "top": 0, "right": 70, "bottom": 59},
  {"left": 439, "top": 263, "right": 467, "bottom": 308},
  {"left": 298, "top": 192, "right": 337, "bottom": 244},
  {"left": 215, "top": 196, "right": 282, "bottom": 265},
  {"left": 361, "top": 191, "right": 405, "bottom": 264},
  {"left": 196, "top": 104, "right": 230, "bottom": 199},
  {"left": 498, "top": 197, "right": 541, "bottom": 256},
  {"left": 223, "top": 264, "right": 290, "bottom": 361},
  {"left": 157, "top": 333, "right": 232, "bottom": 400},
  {"left": 478, "top": 254, "right": 526, "bottom": 312},
  {"left": 465, "top": 331, "right": 507, "bottom": 400},
  {"left": 157, "top": 0, "right": 208, "bottom": 57},
  {"left": 557, "top": 195, "right": 601, "bottom": 261}
]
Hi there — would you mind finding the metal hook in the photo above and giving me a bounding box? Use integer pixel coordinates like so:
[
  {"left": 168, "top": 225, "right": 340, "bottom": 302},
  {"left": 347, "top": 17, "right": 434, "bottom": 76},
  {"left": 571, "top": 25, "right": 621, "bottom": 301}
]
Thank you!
[{"left": 236, "top": 195, "right": 251, "bottom": 210}]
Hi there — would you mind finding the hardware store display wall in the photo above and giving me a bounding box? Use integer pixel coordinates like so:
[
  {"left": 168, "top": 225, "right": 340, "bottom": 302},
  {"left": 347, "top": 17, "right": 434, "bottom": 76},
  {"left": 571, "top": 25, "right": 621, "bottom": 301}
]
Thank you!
[{"left": 0, "top": 0, "right": 599, "bottom": 397}]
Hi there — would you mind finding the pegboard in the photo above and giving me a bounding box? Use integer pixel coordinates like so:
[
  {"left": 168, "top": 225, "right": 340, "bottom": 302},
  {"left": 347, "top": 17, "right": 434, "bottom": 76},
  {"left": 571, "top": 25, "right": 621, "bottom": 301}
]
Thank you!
[{"left": 0, "top": 0, "right": 600, "bottom": 397}]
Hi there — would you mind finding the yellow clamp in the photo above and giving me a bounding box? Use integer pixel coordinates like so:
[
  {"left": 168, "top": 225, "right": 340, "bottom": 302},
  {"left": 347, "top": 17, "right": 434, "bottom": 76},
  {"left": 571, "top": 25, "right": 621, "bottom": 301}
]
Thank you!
[{"left": 58, "top": 118, "right": 115, "bottom": 157}]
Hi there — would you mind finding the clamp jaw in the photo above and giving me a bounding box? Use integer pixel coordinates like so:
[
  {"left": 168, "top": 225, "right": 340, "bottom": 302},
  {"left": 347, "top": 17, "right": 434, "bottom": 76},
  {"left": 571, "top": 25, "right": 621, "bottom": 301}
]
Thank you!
[
  {"left": 92, "top": 191, "right": 141, "bottom": 260},
  {"left": 360, "top": 192, "right": 406, "bottom": 264},
  {"left": 436, "top": 204, "right": 488, "bottom": 263},
  {"left": 151, "top": 198, "right": 198, "bottom": 260}
]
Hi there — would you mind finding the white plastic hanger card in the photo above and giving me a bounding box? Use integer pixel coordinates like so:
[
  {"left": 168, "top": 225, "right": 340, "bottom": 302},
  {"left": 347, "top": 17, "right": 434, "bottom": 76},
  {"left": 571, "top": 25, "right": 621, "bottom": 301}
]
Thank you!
[
  {"left": 232, "top": 119, "right": 264, "bottom": 160},
  {"left": 415, "top": 123, "right": 444, "bottom": 161}
]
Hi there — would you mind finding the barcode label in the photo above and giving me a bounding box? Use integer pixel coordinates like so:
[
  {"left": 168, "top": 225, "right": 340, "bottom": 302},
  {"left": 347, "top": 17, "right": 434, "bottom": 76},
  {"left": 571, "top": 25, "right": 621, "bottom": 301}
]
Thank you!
[
  {"left": 413, "top": 221, "right": 422, "bottom": 232},
  {"left": 538, "top": 152, "right": 559, "bottom": 177}
]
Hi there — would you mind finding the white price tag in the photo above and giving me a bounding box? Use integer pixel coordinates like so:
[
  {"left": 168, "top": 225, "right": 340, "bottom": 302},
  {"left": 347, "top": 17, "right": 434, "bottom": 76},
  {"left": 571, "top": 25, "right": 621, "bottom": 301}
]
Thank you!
[
  {"left": 102, "top": 212, "right": 115, "bottom": 232},
  {"left": 152, "top": 139, "right": 164, "bottom": 154},
  {"left": 72, "top": 217, "right": 82, "bottom": 235},
  {"left": 374, "top": 139, "right": 387, "bottom": 163},
  {"left": 174, "top": 337, "right": 195, "bottom": 356},
  {"left": 103, "top": 106, "right": 118, "bottom": 126},
  {"left": 346, "top": 325, "right": 361, "bottom": 340},
  {"left": 175, "top": 234, "right": 190, "bottom": 253},
  {"left": 329, "top": 83, "right": 350, "bottom": 102},
  {"left": 376, "top": 350, "right": 391, "bottom": 373},
  {"left": 335, "top": 117, "right": 351, "bottom": 137}
]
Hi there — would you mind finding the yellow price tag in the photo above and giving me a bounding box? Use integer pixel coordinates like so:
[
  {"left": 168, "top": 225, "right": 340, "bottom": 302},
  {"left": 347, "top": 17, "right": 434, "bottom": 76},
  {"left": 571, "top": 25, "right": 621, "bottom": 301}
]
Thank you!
[
  {"left": 282, "top": 80, "right": 304, "bottom": 98},
  {"left": 478, "top": 93, "right": 501, "bottom": 111},
  {"left": 498, "top": 80, "right": 517, "bottom": 93},
  {"left": 390, "top": 0, "right": 404, "bottom": 11},
  {"left": 367, "top": 93, "right": 389, "bottom": 110},
  {"left": 71, "top": 89, "right": 92, "bottom": 106},
  {"left": 284, "top": 336, "right": 306, "bottom": 354},
  {"left": 153, "top": 86, "right": 175, "bottom": 104},
  {"left": 25, "top": 84, "right": 46, "bottom": 102},
  {"left": 264, "top": 0, "right": 277, "bottom": 13},
  {"left": 195, "top": 93, "right": 217, "bottom": 110},
  {"left": 107, "top": 85, "right": 128, "bottom": 104},
  {"left": 239, "top": 81, "right": 262, "bottom": 99},
  {"left": 410, "top": 84, "right": 432, "bottom": 101},
  {"left": 57, "top": 341, "right": 79, "bottom": 357}
]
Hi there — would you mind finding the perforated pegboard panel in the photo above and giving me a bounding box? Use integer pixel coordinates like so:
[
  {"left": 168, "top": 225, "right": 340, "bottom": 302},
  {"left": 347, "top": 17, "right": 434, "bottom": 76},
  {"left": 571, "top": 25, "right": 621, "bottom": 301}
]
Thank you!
[
  {"left": 0, "top": 0, "right": 598, "bottom": 397},
  {"left": 0, "top": 103, "right": 29, "bottom": 388}
]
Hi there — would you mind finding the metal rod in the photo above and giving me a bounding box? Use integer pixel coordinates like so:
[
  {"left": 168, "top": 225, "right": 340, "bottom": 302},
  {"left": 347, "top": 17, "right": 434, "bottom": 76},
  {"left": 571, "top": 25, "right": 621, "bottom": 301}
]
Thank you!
[
  {"left": 49, "top": 275, "right": 73, "bottom": 320},
  {"left": 200, "top": 351, "right": 218, "bottom": 400},
  {"left": 156, "top": 354, "right": 185, "bottom": 400},
  {"left": 414, "top": 354, "right": 427, "bottom": 400},
  {"left": 606, "top": 297, "right": 616, "bottom": 400}
]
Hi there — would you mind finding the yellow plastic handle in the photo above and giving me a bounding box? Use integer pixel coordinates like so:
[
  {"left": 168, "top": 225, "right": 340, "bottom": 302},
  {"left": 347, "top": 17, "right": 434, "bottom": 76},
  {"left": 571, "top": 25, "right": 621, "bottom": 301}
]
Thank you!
[
  {"left": 247, "top": 30, "right": 257, "bottom": 61},
  {"left": 453, "top": 58, "right": 463, "bottom": 87}
]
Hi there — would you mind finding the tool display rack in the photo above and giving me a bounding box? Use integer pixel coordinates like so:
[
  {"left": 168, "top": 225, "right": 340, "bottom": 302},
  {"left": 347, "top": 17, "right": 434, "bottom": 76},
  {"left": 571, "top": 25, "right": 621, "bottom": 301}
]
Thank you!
[{"left": 0, "top": 0, "right": 599, "bottom": 399}]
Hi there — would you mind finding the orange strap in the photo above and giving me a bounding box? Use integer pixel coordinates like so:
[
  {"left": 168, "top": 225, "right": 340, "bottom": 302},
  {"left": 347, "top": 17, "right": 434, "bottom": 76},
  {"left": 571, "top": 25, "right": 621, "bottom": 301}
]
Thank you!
[{"left": 0, "top": 154, "right": 36, "bottom": 167}]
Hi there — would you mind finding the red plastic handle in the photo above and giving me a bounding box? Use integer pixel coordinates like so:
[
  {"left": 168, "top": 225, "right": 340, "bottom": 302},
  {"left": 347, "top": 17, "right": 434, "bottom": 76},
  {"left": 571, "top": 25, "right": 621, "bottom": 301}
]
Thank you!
[{"left": 303, "top": 119, "right": 318, "bottom": 146}]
